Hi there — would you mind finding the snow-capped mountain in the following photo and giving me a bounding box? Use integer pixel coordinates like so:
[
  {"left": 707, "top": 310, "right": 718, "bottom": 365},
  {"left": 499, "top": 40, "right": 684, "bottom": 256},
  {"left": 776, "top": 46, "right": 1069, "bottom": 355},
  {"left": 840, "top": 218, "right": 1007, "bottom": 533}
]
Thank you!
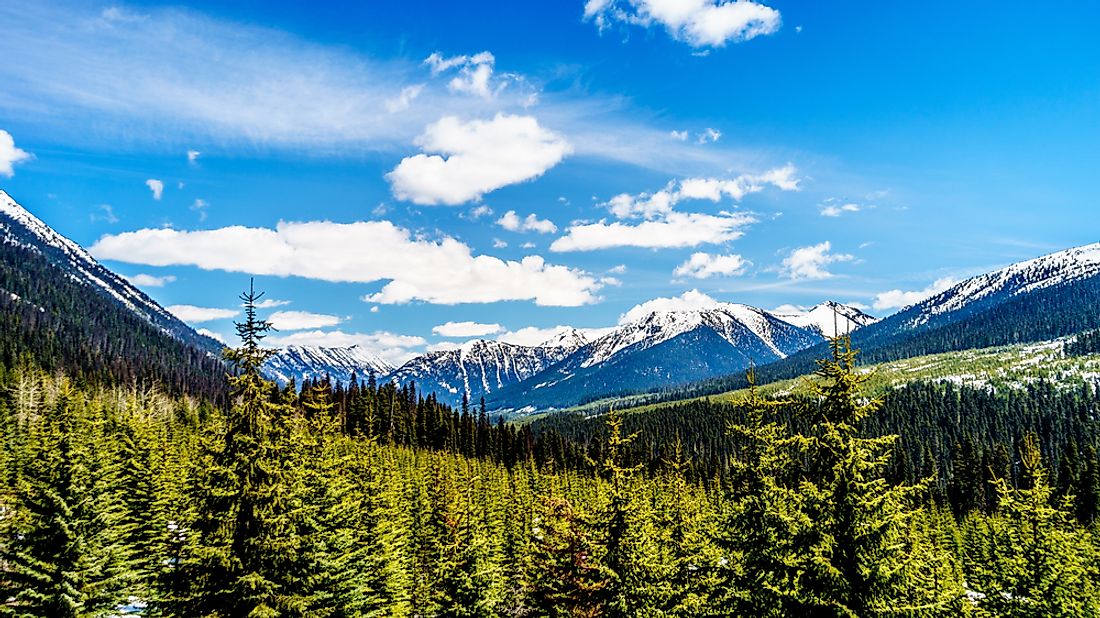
[
  {"left": 488, "top": 304, "right": 822, "bottom": 413},
  {"left": 772, "top": 301, "right": 878, "bottom": 337},
  {"left": 264, "top": 345, "right": 394, "bottom": 386},
  {"left": 0, "top": 190, "right": 220, "bottom": 355},
  {"left": 385, "top": 338, "right": 585, "bottom": 408},
  {"left": 906, "top": 243, "right": 1100, "bottom": 323}
]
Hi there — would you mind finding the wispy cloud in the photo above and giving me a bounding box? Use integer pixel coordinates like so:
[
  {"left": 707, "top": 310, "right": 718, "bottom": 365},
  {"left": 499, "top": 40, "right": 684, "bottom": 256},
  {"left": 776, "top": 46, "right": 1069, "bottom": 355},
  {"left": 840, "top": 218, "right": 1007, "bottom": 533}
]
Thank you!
[{"left": 0, "top": 3, "right": 788, "bottom": 177}]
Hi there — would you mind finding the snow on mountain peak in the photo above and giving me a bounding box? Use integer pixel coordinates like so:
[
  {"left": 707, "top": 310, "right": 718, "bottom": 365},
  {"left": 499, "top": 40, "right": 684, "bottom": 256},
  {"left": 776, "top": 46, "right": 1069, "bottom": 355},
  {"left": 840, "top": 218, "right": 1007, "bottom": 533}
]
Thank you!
[
  {"left": 538, "top": 327, "right": 589, "bottom": 351},
  {"left": 916, "top": 242, "right": 1100, "bottom": 320},
  {"left": 772, "top": 301, "right": 877, "bottom": 337}
]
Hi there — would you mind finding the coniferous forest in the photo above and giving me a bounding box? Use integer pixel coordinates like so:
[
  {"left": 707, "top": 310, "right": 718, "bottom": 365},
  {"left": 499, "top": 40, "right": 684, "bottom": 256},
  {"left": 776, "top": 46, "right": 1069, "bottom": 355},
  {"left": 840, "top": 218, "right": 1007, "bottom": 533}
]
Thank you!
[{"left": 2, "top": 289, "right": 1100, "bottom": 617}]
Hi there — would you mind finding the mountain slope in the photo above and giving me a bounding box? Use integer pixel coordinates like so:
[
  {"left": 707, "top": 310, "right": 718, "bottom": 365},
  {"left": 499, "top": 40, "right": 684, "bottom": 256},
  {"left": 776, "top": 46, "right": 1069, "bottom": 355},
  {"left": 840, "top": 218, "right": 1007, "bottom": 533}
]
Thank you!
[
  {"left": 264, "top": 345, "right": 394, "bottom": 386},
  {"left": 673, "top": 242, "right": 1100, "bottom": 399},
  {"left": 0, "top": 190, "right": 227, "bottom": 398},
  {"left": 488, "top": 304, "right": 822, "bottom": 413},
  {"left": 385, "top": 338, "right": 583, "bottom": 408}
]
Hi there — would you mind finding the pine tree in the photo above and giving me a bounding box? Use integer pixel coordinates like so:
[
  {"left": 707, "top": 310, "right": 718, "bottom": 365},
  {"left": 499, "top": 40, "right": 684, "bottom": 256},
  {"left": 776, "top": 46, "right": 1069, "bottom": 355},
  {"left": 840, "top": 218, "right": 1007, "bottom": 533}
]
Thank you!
[{"left": 963, "top": 433, "right": 1100, "bottom": 617}]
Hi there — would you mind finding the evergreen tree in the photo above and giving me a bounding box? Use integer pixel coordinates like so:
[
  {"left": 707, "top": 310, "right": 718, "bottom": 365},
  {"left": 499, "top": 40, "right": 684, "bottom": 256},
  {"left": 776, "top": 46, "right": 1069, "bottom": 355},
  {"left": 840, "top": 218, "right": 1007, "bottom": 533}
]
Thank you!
[
  {"left": 795, "top": 336, "right": 963, "bottom": 616},
  {"left": 963, "top": 433, "right": 1100, "bottom": 617},
  {"left": 0, "top": 384, "right": 128, "bottom": 617},
  {"left": 170, "top": 282, "right": 317, "bottom": 617}
]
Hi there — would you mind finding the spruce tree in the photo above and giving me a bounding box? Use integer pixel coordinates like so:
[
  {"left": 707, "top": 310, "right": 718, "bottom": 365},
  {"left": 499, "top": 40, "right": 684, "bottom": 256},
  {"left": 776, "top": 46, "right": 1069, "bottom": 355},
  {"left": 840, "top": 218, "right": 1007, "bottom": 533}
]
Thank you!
[
  {"left": 963, "top": 433, "right": 1100, "bottom": 617},
  {"left": 795, "top": 335, "right": 963, "bottom": 616},
  {"left": 169, "top": 282, "right": 316, "bottom": 617},
  {"left": 0, "top": 384, "right": 128, "bottom": 617}
]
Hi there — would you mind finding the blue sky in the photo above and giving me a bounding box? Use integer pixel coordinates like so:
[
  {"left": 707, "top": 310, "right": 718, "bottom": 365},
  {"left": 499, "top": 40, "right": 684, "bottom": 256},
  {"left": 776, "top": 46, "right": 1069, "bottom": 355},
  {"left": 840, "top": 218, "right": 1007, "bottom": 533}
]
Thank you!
[{"left": 0, "top": 0, "right": 1097, "bottom": 363}]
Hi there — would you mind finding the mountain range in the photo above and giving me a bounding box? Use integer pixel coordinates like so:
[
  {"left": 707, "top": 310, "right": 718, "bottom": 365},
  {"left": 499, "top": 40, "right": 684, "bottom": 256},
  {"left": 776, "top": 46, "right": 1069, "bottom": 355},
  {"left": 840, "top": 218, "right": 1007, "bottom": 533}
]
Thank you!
[{"left": 4, "top": 187, "right": 1099, "bottom": 416}]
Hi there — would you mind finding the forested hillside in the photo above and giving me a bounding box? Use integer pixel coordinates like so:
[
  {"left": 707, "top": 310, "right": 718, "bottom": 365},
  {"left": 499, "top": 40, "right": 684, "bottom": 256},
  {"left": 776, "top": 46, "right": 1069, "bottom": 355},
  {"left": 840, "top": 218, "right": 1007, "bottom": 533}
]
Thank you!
[
  {"left": 1, "top": 291, "right": 1098, "bottom": 616},
  {"left": 0, "top": 238, "right": 228, "bottom": 402}
]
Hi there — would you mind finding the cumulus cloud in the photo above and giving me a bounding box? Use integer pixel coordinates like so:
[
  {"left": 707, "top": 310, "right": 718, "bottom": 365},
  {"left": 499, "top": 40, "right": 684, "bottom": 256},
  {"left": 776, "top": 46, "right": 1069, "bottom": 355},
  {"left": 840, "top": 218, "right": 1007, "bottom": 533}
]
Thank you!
[
  {"left": 432, "top": 321, "right": 503, "bottom": 338},
  {"left": 550, "top": 211, "right": 756, "bottom": 252},
  {"left": 89, "top": 219, "right": 602, "bottom": 306},
  {"left": 266, "top": 329, "right": 426, "bottom": 366},
  {"left": 386, "top": 114, "right": 572, "bottom": 205},
  {"left": 0, "top": 130, "right": 32, "bottom": 177},
  {"left": 196, "top": 328, "right": 227, "bottom": 344},
  {"left": 602, "top": 164, "right": 799, "bottom": 220},
  {"left": 585, "top": 0, "right": 782, "bottom": 48},
  {"left": 872, "top": 277, "right": 960, "bottom": 311},
  {"left": 673, "top": 252, "right": 749, "bottom": 279},
  {"left": 619, "top": 289, "right": 721, "bottom": 324},
  {"left": 268, "top": 310, "right": 342, "bottom": 330},
  {"left": 497, "top": 210, "right": 558, "bottom": 234},
  {"left": 779, "top": 241, "right": 854, "bottom": 280},
  {"left": 125, "top": 273, "right": 175, "bottom": 287},
  {"left": 167, "top": 304, "right": 239, "bottom": 323}
]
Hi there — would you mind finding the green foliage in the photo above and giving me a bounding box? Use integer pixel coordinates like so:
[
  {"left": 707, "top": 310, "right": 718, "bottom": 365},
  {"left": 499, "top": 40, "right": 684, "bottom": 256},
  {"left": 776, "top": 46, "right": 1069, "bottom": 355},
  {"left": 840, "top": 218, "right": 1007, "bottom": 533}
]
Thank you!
[{"left": 3, "top": 288, "right": 1100, "bottom": 617}]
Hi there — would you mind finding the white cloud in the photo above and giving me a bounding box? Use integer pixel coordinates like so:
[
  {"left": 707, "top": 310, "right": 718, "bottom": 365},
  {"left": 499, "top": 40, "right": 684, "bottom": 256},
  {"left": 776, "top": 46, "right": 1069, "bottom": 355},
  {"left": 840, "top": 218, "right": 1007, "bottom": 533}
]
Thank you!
[
  {"left": 145, "top": 178, "right": 164, "bottom": 200},
  {"left": 497, "top": 210, "right": 558, "bottom": 234},
  {"left": 585, "top": 0, "right": 782, "bottom": 48},
  {"left": 255, "top": 298, "right": 291, "bottom": 308},
  {"left": 619, "top": 289, "right": 721, "bottom": 324},
  {"left": 191, "top": 198, "right": 209, "bottom": 220},
  {"left": 269, "top": 310, "right": 342, "bottom": 330},
  {"left": 0, "top": 130, "right": 32, "bottom": 177},
  {"left": 432, "top": 321, "right": 503, "bottom": 338},
  {"left": 125, "top": 273, "right": 175, "bottom": 287},
  {"left": 0, "top": 4, "right": 797, "bottom": 179},
  {"left": 673, "top": 252, "right": 749, "bottom": 279},
  {"left": 89, "top": 219, "right": 602, "bottom": 306},
  {"left": 266, "top": 329, "right": 426, "bottom": 366},
  {"left": 468, "top": 205, "right": 494, "bottom": 219},
  {"left": 492, "top": 238, "right": 508, "bottom": 249},
  {"left": 90, "top": 204, "right": 120, "bottom": 224},
  {"left": 424, "top": 51, "right": 498, "bottom": 99},
  {"left": 669, "top": 130, "right": 689, "bottom": 141},
  {"left": 779, "top": 241, "right": 854, "bottom": 280},
  {"left": 872, "top": 277, "right": 960, "bottom": 311},
  {"left": 550, "top": 211, "right": 756, "bottom": 252},
  {"left": 196, "top": 328, "right": 227, "bottom": 344},
  {"left": 386, "top": 114, "right": 572, "bottom": 205},
  {"left": 187, "top": 149, "right": 201, "bottom": 163},
  {"left": 166, "top": 304, "right": 239, "bottom": 323},
  {"left": 696, "top": 127, "right": 721, "bottom": 144},
  {"left": 385, "top": 84, "right": 425, "bottom": 113},
  {"left": 820, "top": 202, "right": 861, "bottom": 217},
  {"left": 603, "top": 164, "right": 799, "bottom": 220},
  {"left": 608, "top": 264, "right": 628, "bottom": 274}
]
